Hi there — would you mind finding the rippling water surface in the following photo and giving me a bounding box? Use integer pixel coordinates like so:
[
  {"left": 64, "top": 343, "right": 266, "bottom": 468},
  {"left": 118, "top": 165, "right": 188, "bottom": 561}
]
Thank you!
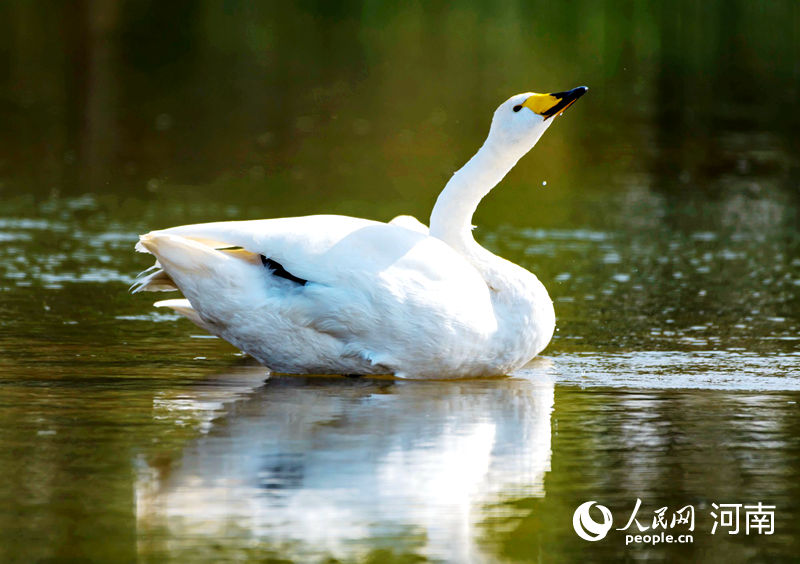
[
  {"left": 1, "top": 195, "right": 797, "bottom": 562},
  {"left": 1, "top": 2, "right": 799, "bottom": 562}
]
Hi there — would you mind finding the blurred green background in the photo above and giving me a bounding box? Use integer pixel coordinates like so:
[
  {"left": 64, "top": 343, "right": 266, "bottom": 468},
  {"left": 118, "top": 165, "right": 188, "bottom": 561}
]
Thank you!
[{"left": 2, "top": 0, "right": 798, "bottom": 227}]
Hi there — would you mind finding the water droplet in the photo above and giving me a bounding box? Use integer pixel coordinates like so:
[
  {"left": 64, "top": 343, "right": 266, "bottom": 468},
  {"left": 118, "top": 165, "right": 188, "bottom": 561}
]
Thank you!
[{"left": 155, "top": 113, "right": 173, "bottom": 131}]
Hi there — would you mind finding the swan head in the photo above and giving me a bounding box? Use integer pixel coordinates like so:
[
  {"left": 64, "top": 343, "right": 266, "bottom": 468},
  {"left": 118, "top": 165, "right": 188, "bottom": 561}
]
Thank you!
[{"left": 486, "top": 86, "right": 588, "bottom": 159}]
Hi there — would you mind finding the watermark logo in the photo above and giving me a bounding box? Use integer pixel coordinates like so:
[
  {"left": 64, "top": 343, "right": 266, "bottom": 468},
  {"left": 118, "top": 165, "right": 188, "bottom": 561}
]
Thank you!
[
  {"left": 572, "top": 499, "right": 775, "bottom": 546},
  {"left": 572, "top": 501, "right": 613, "bottom": 541},
  {"left": 710, "top": 502, "right": 775, "bottom": 535},
  {"left": 615, "top": 498, "right": 695, "bottom": 546}
]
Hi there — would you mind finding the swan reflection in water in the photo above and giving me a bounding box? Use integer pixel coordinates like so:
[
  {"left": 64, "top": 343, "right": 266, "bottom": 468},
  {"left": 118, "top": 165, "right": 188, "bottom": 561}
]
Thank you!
[{"left": 136, "top": 363, "right": 554, "bottom": 561}]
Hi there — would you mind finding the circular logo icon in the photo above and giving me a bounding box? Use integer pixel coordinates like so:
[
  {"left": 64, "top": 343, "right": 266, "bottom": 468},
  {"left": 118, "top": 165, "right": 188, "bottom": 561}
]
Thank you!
[{"left": 572, "top": 501, "right": 613, "bottom": 541}]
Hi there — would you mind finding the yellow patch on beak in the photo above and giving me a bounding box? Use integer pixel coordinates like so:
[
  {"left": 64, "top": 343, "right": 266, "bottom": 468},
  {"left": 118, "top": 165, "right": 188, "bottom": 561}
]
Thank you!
[
  {"left": 522, "top": 86, "right": 588, "bottom": 119},
  {"left": 522, "top": 93, "right": 561, "bottom": 115}
]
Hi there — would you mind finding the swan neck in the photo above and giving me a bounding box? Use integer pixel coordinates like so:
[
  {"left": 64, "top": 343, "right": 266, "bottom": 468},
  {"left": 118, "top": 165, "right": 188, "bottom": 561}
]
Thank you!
[{"left": 429, "top": 141, "right": 516, "bottom": 252}]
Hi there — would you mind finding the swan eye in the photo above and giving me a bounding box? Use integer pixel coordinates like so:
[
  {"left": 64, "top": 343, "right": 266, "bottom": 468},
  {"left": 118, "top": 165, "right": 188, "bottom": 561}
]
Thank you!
[{"left": 513, "top": 105, "right": 522, "bottom": 112}]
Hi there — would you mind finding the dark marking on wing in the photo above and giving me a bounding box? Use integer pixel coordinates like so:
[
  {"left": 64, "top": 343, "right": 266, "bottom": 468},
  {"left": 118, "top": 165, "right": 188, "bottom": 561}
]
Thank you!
[{"left": 260, "top": 255, "right": 308, "bottom": 286}]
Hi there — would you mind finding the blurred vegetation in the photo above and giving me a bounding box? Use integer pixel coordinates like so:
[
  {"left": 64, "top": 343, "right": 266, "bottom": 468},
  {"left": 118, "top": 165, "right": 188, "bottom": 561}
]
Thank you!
[{"left": 0, "top": 0, "right": 798, "bottom": 230}]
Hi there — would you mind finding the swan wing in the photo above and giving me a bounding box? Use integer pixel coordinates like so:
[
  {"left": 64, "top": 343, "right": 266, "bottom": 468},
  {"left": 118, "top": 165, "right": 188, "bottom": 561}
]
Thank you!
[
  {"left": 388, "top": 214, "right": 429, "bottom": 235},
  {"left": 138, "top": 215, "right": 475, "bottom": 289},
  {"left": 135, "top": 215, "right": 496, "bottom": 376}
]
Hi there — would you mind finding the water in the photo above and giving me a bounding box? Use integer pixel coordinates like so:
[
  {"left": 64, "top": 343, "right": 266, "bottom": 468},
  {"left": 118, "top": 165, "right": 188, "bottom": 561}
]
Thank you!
[{"left": 1, "top": 2, "right": 799, "bottom": 562}]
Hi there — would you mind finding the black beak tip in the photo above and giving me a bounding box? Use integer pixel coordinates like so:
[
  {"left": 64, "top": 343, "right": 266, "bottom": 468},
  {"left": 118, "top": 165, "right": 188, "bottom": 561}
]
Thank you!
[
  {"left": 573, "top": 86, "right": 589, "bottom": 98},
  {"left": 541, "top": 85, "right": 589, "bottom": 119},
  {"left": 551, "top": 86, "right": 589, "bottom": 102}
]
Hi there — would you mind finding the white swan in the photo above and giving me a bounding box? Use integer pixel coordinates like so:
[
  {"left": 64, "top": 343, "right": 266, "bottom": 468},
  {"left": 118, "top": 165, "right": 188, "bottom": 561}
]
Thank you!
[{"left": 132, "top": 87, "right": 587, "bottom": 378}]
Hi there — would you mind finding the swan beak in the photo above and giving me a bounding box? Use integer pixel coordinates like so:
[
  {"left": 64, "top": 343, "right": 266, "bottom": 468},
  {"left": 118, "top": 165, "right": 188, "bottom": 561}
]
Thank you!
[{"left": 522, "top": 86, "right": 588, "bottom": 120}]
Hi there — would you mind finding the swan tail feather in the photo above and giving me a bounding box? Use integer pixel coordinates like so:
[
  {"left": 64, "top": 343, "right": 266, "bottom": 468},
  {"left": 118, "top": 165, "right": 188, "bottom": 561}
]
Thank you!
[
  {"left": 130, "top": 262, "right": 178, "bottom": 293},
  {"left": 154, "top": 299, "right": 210, "bottom": 330},
  {"left": 131, "top": 233, "right": 266, "bottom": 294}
]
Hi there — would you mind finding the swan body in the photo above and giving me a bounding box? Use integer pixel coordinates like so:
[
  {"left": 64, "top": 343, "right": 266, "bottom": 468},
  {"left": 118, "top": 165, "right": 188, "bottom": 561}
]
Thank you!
[{"left": 133, "top": 87, "right": 587, "bottom": 378}]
